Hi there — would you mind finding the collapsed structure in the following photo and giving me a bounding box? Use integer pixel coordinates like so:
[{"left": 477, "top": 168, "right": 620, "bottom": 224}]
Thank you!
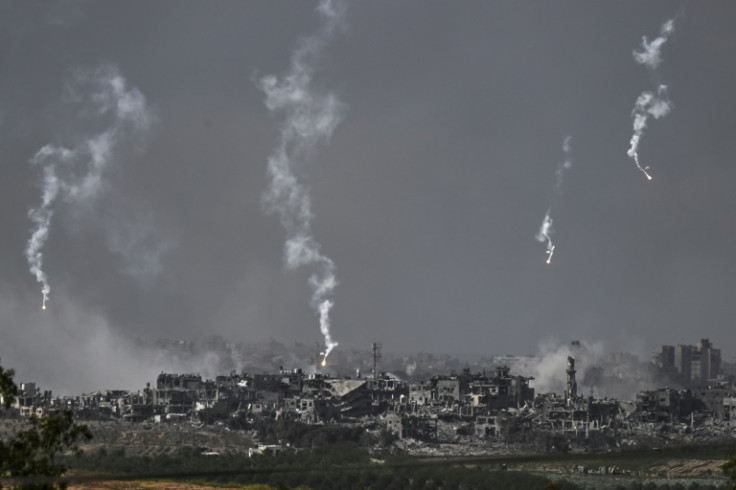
[{"left": 3, "top": 339, "right": 735, "bottom": 453}]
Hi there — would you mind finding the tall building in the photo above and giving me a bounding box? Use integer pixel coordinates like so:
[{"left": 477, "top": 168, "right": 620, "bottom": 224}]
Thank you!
[
  {"left": 695, "top": 338, "right": 721, "bottom": 383},
  {"left": 652, "top": 339, "right": 722, "bottom": 385},
  {"left": 674, "top": 345, "right": 692, "bottom": 382},
  {"left": 651, "top": 345, "right": 674, "bottom": 370},
  {"left": 565, "top": 356, "right": 577, "bottom": 402}
]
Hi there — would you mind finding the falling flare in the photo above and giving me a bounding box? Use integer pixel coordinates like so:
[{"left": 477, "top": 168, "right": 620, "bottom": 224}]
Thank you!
[
  {"left": 321, "top": 358, "right": 327, "bottom": 367},
  {"left": 629, "top": 130, "right": 658, "bottom": 181},
  {"left": 535, "top": 136, "right": 572, "bottom": 265},
  {"left": 545, "top": 245, "right": 555, "bottom": 265},
  {"left": 628, "top": 19, "right": 675, "bottom": 179},
  {"left": 41, "top": 283, "right": 50, "bottom": 310},
  {"left": 25, "top": 64, "right": 153, "bottom": 308},
  {"left": 259, "top": 0, "right": 346, "bottom": 358},
  {"left": 537, "top": 213, "right": 555, "bottom": 264}
]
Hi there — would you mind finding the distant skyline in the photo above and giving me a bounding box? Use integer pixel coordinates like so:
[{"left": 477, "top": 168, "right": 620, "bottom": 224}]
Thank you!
[{"left": 2, "top": 1, "right": 736, "bottom": 393}]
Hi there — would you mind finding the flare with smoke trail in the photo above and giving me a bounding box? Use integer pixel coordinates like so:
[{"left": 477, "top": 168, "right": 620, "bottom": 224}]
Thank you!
[
  {"left": 535, "top": 136, "right": 572, "bottom": 264},
  {"left": 259, "top": 0, "right": 347, "bottom": 364},
  {"left": 25, "top": 64, "right": 153, "bottom": 309},
  {"left": 536, "top": 214, "right": 555, "bottom": 264},
  {"left": 627, "top": 19, "right": 675, "bottom": 180}
]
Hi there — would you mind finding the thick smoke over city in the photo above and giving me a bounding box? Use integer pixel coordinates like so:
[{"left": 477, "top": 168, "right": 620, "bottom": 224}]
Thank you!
[
  {"left": 511, "top": 339, "right": 662, "bottom": 400},
  {"left": 259, "top": 0, "right": 347, "bottom": 364},
  {"left": 25, "top": 64, "right": 155, "bottom": 309}
]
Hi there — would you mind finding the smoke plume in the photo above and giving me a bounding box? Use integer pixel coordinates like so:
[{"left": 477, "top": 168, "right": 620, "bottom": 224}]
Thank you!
[
  {"left": 509, "top": 339, "right": 663, "bottom": 400},
  {"left": 25, "top": 64, "right": 154, "bottom": 309},
  {"left": 627, "top": 85, "right": 673, "bottom": 180},
  {"left": 535, "top": 136, "right": 573, "bottom": 264},
  {"left": 633, "top": 19, "right": 675, "bottom": 70},
  {"left": 259, "top": 0, "right": 347, "bottom": 362},
  {"left": 536, "top": 213, "right": 555, "bottom": 264},
  {"left": 627, "top": 19, "right": 675, "bottom": 180}
]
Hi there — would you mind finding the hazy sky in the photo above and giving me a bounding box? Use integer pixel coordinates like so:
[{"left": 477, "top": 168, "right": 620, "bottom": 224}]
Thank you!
[{"left": 2, "top": 1, "right": 736, "bottom": 391}]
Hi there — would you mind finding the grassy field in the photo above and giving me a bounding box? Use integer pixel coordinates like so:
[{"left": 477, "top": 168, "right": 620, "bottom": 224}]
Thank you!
[
  {"left": 67, "top": 481, "right": 289, "bottom": 490},
  {"left": 501, "top": 444, "right": 733, "bottom": 488},
  {"left": 50, "top": 445, "right": 736, "bottom": 490},
  {"left": 79, "top": 420, "right": 254, "bottom": 457},
  {"left": 2, "top": 419, "right": 255, "bottom": 458}
]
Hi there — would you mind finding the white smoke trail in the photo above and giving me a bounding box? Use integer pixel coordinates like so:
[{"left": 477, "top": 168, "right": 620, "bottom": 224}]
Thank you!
[
  {"left": 535, "top": 213, "right": 555, "bottom": 264},
  {"left": 633, "top": 19, "right": 675, "bottom": 70},
  {"left": 627, "top": 19, "right": 675, "bottom": 180},
  {"left": 535, "top": 136, "right": 572, "bottom": 264},
  {"left": 627, "top": 85, "right": 672, "bottom": 181},
  {"left": 26, "top": 165, "right": 62, "bottom": 309},
  {"left": 25, "top": 64, "right": 153, "bottom": 309},
  {"left": 259, "top": 0, "right": 347, "bottom": 363}
]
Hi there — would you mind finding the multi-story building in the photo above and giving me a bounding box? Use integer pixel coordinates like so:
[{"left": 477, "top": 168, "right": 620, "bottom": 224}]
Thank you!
[
  {"left": 651, "top": 345, "right": 674, "bottom": 371},
  {"left": 652, "top": 339, "right": 721, "bottom": 385}
]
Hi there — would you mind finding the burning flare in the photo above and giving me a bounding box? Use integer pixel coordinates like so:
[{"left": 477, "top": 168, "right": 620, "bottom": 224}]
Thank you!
[
  {"left": 535, "top": 136, "right": 572, "bottom": 264},
  {"left": 25, "top": 64, "right": 152, "bottom": 307},
  {"left": 627, "top": 19, "right": 675, "bottom": 180},
  {"left": 627, "top": 86, "right": 671, "bottom": 181},
  {"left": 536, "top": 213, "right": 555, "bottom": 264},
  {"left": 259, "top": 0, "right": 346, "bottom": 358}
]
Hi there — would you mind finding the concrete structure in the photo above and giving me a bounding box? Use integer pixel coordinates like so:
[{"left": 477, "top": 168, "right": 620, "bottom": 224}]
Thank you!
[{"left": 652, "top": 339, "right": 722, "bottom": 386}]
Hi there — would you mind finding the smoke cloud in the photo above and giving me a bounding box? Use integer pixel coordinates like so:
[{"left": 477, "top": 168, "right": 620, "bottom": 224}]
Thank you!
[
  {"left": 25, "top": 64, "right": 155, "bottom": 308},
  {"left": 516, "top": 339, "right": 604, "bottom": 395},
  {"left": 0, "top": 288, "right": 154, "bottom": 395},
  {"left": 627, "top": 19, "right": 676, "bottom": 180},
  {"left": 259, "top": 0, "right": 347, "bottom": 362},
  {"left": 512, "top": 339, "right": 659, "bottom": 400},
  {"left": 633, "top": 19, "right": 675, "bottom": 70},
  {"left": 535, "top": 136, "right": 573, "bottom": 264}
]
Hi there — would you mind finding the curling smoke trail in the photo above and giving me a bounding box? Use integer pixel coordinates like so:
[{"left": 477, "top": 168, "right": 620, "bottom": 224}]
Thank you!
[
  {"left": 536, "top": 213, "right": 555, "bottom": 264},
  {"left": 536, "top": 136, "right": 572, "bottom": 265},
  {"left": 627, "top": 19, "right": 675, "bottom": 180},
  {"left": 259, "top": 0, "right": 346, "bottom": 363},
  {"left": 25, "top": 64, "right": 153, "bottom": 309},
  {"left": 633, "top": 19, "right": 675, "bottom": 70}
]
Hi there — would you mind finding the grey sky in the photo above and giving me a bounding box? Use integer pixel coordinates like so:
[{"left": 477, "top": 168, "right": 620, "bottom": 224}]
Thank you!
[{"left": 2, "top": 1, "right": 736, "bottom": 392}]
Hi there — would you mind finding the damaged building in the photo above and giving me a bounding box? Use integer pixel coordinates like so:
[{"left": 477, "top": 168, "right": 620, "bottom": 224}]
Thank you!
[{"left": 3, "top": 341, "right": 735, "bottom": 454}]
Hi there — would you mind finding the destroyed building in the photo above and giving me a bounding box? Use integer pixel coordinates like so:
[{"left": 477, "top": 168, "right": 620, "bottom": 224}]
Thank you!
[{"left": 3, "top": 340, "right": 735, "bottom": 454}]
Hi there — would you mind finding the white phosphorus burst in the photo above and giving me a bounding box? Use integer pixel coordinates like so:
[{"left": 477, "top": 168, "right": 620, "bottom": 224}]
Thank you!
[
  {"left": 536, "top": 136, "right": 573, "bottom": 265},
  {"left": 260, "top": 0, "right": 347, "bottom": 362},
  {"left": 628, "top": 19, "right": 675, "bottom": 180},
  {"left": 25, "top": 64, "right": 152, "bottom": 309}
]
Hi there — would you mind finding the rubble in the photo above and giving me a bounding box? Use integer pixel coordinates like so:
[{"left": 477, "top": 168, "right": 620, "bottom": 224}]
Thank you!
[{"left": 2, "top": 344, "right": 735, "bottom": 458}]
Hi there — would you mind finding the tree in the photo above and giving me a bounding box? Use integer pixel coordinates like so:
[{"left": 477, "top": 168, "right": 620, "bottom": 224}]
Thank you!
[
  {"left": 724, "top": 455, "right": 736, "bottom": 490},
  {"left": 0, "top": 364, "right": 19, "bottom": 408},
  {"left": 0, "top": 359, "right": 92, "bottom": 489}
]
